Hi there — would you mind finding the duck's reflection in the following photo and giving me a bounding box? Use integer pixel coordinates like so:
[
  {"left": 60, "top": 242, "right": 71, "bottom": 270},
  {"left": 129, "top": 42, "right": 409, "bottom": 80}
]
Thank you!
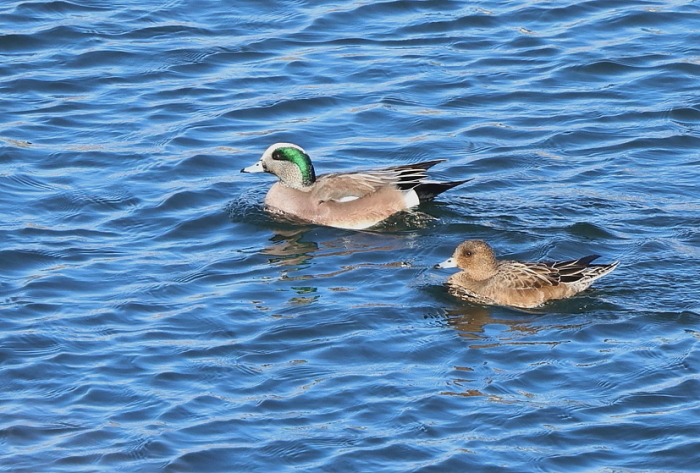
[
  {"left": 438, "top": 301, "right": 590, "bottom": 398},
  {"left": 444, "top": 304, "right": 506, "bottom": 339},
  {"left": 443, "top": 304, "right": 544, "bottom": 341},
  {"left": 255, "top": 224, "right": 414, "bottom": 309},
  {"left": 262, "top": 226, "right": 318, "bottom": 268},
  {"left": 264, "top": 225, "right": 408, "bottom": 265}
]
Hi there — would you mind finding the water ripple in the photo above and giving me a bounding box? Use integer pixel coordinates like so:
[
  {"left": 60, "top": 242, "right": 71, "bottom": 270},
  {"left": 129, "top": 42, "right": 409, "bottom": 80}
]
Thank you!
[{"left": 2, "top": 0, "right": 700, "bottom": 471}]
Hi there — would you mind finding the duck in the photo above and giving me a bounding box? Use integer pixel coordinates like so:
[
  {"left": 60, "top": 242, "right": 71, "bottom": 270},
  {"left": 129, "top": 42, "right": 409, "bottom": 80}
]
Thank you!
[
  {"left": 241, "top": 143, "right": 470, "bottom": 230},
  {"left": 435, "top": 239, "right": 619, "bottom": 308}
]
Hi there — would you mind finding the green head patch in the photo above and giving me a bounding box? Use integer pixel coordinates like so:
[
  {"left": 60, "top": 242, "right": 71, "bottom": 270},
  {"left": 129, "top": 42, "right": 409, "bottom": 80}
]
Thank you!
[{"left": 272, "top": 146, "right": 316, "bottom": 186}]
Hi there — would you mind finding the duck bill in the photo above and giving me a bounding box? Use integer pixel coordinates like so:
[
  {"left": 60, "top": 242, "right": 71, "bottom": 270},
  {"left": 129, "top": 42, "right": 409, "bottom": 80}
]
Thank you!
[
  {"left": 241, "top": 160, "right": 264, "bottom": 173},
  {"left": 434, "top": 257, "right": 457, "bottom": 269}
]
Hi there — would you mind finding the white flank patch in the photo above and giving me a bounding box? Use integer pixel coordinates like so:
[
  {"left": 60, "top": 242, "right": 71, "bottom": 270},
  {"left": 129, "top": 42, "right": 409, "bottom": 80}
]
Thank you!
[{"left": 403, "top": 189, "right": 420, "bottom": 208}]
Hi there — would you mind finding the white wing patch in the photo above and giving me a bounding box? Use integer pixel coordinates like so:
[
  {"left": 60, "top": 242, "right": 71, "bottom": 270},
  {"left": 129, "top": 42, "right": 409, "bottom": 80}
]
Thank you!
[{"left": 333, "top": 195, "right": 361, "bottom": 203}]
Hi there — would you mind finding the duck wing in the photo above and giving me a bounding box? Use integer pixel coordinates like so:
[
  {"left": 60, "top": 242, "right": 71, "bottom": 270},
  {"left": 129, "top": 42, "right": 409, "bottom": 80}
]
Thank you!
[
  {"left": 539, "top": 255, "right": 603, "bottom": 283},
  {"left": 312, "top": 160, "right": 448, "bottom": 203},
  {"left": 497, "top": 261, "right": 564, "bottom": 289},
  {"left": 499, "top": 255, "right": 615, "bottom": 289},
  {"left": 311, "top": 172, "right": 389, "bottom": 203}
]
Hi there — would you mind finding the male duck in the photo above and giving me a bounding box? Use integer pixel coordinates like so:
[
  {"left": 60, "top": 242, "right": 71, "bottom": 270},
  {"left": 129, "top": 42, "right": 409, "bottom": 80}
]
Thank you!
[
  {"left": 435, "top": 240, "right": 619, "bottom": 308},
  {"left": 241, "top": 143, "right": 469, "bottom": 230}
]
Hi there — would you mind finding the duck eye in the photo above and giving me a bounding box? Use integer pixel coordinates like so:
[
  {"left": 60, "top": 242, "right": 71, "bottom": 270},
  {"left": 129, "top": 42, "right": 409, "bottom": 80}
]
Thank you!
[
  {"left": 272, "top": 150, "right": 284, "bottom": 161},
  {"left": 465, "top": 251, "right": 472, "bottom": 257}
]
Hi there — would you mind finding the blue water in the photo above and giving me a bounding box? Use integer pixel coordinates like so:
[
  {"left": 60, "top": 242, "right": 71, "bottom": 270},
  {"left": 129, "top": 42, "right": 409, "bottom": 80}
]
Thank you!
[{"left": 2, "top": 0, "right": 700, "bottom": 471}]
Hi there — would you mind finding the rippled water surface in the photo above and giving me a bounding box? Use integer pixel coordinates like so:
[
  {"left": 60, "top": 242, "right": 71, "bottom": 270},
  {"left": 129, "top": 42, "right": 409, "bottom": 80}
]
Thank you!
[{"left": 2, "top": 0, "right": 700, "bottom": 471}]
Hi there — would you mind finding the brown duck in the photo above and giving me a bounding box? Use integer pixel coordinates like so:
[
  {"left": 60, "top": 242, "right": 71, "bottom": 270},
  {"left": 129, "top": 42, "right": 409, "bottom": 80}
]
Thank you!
[{"left": 436, "top": 240, "right": 619, "bottom": 308}]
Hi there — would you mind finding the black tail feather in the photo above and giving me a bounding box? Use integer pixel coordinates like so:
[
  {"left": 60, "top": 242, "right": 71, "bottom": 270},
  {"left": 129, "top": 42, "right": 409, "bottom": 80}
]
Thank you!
[
  {"left": 414, "top": 179, "right": 472, "bottom": 201},
  {"left": 387, "top": 159, "right": 447, "bottom": 174}
]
